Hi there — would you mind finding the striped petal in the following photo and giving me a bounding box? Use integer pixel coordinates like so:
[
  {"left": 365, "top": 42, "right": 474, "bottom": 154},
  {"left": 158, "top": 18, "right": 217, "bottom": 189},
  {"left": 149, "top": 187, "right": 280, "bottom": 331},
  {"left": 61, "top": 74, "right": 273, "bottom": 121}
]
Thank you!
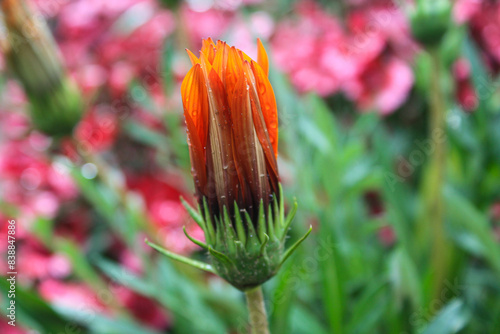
[
  {"left": 257, "top": 38, "right": 269, "bottom": 76},
  {"left": 181, "top": 64, "right": 209, "bottom": 197},
  {"left": 251, "top": 60, "right": 278, "bottom": 158}
]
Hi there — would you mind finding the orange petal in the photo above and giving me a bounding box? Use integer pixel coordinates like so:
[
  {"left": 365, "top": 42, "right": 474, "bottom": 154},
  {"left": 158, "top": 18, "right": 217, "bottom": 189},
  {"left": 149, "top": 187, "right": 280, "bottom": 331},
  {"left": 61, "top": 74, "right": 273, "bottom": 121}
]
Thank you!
[
  {"left": 242, "top": 61, "right": 279, "bottom": 190},
  {"left": 201, "top": 38, "right": 216, "bottom": 64},
  {"left": 224, "top": 47, "right": 244, "bottom": 101},
  {"left": 205, "top": 68, "right": 237, "bottom": 210},
  {"left": 185, "top": 111, "right": 207, "bottom": 198},
  {"left": 181, "top": 65, "right": 209, "bottom": 197},
  {"left": 251, "top": 60, "right": 278, "bottom": 158},
  {"left": 181, "top": 64, "right": 209, "bottom": 150},
  {"left": 186, "top": 49, "right": 200, "bottom": 66},
  {"left": 229, "top": 76, "right": 266, "bottom": 211},
  {"left": 199, "top": 51, "right": 214, "bottom": 81},
  {"left": 212, "top": 42, "right": 229, "bottom": 86},
  {"left": 238, "top": 49, "right": 253, "bottom": 63},
  {"left": 257, "top": 38, "right": 269, "bottom": 76}
]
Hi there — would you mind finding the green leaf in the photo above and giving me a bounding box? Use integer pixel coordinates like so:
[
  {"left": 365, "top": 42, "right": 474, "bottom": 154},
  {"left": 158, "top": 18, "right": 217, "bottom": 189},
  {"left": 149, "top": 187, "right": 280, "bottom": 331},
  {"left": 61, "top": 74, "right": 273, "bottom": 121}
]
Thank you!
[{"left": 422, "top": 299, "right": 470, "bottom": 334}]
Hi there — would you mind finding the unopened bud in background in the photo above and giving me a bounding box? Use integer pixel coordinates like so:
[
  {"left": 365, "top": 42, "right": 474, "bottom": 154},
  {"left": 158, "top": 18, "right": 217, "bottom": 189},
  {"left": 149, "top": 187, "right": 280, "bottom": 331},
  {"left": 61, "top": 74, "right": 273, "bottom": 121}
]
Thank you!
[
  {"left": 409, "top": 0, "right": 452, "bottom": 47},
  {"left": 1, "top": 0, "right": 83, "bottom": 137}
]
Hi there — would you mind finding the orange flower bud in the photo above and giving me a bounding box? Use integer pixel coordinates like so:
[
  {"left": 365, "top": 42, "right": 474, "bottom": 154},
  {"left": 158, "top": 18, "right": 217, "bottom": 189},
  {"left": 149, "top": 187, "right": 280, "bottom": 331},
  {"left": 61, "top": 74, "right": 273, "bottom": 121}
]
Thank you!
[
  {"left": 147, "top": 38, "right": 310, "bottom": 291},
  {"left": 181, "top": 38, "right": 279, "bottom": 221}
]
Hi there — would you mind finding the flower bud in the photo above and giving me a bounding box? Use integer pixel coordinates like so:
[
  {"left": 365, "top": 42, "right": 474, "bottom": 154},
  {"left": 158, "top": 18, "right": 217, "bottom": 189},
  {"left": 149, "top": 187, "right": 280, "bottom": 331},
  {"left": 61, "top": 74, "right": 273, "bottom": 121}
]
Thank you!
[
  {"left": 180, "top": 39, "right": 310, "bottom": 290},
  {"left": 410, "top": 0, "right": 452, "bottom": 47},
  {"left": 1, "top": 0, "right": 83, "bottom": 137}
]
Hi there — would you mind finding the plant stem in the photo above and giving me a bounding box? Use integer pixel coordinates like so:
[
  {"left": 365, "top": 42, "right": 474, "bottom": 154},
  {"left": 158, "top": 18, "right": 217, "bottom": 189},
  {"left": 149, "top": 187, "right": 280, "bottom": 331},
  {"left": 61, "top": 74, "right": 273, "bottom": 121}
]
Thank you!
[
  {"left": 245, "top": 286, "right": 270, "bottom": 334},
  {"left": 428, "top": 48, "right": 449, "bottom": 302}
]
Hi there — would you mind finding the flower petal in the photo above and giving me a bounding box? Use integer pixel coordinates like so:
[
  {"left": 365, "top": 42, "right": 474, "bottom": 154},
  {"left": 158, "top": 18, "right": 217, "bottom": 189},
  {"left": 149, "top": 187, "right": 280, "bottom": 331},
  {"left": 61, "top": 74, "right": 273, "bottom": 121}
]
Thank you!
[
  {"left": 257, "top": 38, "right": 269, "bottom": 76},
  {"left": 201, "top": 38, "right": 216, "bottom": 64},
  {"left": 181, "top": 64, "right": 209, "bottom": 198},
  {"left": 205, "top": 68, "right": 238, "bottom": 212},
  {"left": 242, "top": 61, "right": 279, "bottom": 192},
  {"left": 186, "top": 49, "right": 200, "bottom": 66},
  {"left": 251, "top": 60, "right": 278, "bottom": 158},
  {"left": 229, "top": 75, "right": 269, "bottom": 214}
]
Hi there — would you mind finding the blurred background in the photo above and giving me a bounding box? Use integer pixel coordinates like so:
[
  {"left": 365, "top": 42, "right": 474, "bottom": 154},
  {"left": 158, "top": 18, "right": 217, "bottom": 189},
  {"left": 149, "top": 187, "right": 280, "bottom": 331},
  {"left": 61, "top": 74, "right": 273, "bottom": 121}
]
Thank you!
[{"left": 1, "top": 0, "right": 500, "bottom": 333}]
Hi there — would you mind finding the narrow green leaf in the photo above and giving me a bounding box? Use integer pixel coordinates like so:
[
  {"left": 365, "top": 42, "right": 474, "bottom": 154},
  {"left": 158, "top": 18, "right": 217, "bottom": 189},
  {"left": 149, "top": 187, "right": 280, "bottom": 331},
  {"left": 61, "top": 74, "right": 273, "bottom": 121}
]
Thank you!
[{"left": 145, "top": 239, "right": 214, "bottom": 273}]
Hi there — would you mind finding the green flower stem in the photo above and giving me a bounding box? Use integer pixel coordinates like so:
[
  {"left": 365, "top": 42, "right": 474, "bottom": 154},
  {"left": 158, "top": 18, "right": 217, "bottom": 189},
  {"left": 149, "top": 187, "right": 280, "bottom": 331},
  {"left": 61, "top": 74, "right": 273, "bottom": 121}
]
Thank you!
[
  {"left": 245, "top": 286, "right": 270, "bottom": 334},
  {"left": 428, "top": 47, "right": 449, "bottom": 302}
]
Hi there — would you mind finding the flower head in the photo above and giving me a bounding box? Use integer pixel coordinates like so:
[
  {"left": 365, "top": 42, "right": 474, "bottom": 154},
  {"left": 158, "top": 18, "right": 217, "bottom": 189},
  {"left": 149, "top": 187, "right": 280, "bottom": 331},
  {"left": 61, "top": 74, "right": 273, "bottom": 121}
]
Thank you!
[{"left": 181, "top": 38, "right": 279, "bottom": 222}]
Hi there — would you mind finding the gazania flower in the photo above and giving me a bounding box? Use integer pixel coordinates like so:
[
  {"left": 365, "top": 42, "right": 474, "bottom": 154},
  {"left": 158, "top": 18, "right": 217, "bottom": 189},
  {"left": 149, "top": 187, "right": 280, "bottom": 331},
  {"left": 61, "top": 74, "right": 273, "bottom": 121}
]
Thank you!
[
  {"left": 181, "top": 37, "right": 278, "bottom": 221},
  {"left": 179, "top": 38, "right": 310, "bottom": 290}
]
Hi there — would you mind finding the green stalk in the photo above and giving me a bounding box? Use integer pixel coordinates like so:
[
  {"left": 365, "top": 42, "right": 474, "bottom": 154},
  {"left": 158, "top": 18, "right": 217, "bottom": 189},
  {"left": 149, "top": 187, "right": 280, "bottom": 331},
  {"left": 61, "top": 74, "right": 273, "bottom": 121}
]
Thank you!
[
  {"left": 427, "top": 48, "right": 449, "bottom": 302},
  {"left": 245, "top": 286, "right": 270, "bottom": 334}
]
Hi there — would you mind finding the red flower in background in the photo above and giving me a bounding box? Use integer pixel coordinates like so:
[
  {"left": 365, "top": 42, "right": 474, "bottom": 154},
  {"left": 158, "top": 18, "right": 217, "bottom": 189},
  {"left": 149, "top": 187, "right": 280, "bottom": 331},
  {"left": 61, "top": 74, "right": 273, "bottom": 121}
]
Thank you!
[
  {"left": 114, "top": 287, "right": 170, "bottom": 330},
  {"left": 75, "top": 107, "right": 119, "bottom": 153},
  {"left": 453, "top": 58, "right": 478, "bottom": 111},
  {"left": 127, "top": 173, "right": 203, "bottom": 254}
]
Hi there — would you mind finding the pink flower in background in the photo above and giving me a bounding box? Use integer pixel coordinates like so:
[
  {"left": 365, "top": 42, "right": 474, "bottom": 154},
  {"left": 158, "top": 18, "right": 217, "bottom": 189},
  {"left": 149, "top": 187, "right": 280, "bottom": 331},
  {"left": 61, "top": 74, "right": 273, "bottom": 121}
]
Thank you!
[
  {"left": 0, "top": 320, "right": 28, "bottom": 334},
  {"left": 453, "top": 0, "right": 482, "bottom": 24},
  {"left": 39, "top": 279, "right": 107, "bottom": 313},
  {"left": 272, "top": 2, "right": 344, "bottom": 96},
  {"left": 225, "top": 11, "right": 275, "bottom": 59},
  {"left": 17, "top": 239, "right": 72, "bottom": 283},
  {"left": 0, "top": 135, "right": 78, "bottom": 222},
  {"left": 463, "top": 1, "right": 500, "bottom": 72},
  {"left": 181, "top": 5, "right": 235, "bottom": 49},
  {"left": 343, "top": 55, "right": 414, "bottom": 114},
  {"left": 57, "top": 0, "right": 175, "bottom": 98},
  {"left": 0, "top": 110, "right": 30, "bottom": 140},
  {"left": 272, "top": 1, "right": 414, "bottom": 114}
]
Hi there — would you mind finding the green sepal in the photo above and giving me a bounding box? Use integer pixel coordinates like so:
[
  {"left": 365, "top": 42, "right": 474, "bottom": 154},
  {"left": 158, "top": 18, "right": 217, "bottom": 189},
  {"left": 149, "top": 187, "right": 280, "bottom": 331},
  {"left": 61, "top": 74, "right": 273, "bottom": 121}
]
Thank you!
[
  {"left": 267, "top": 204, "right": 275, "bottom": 240},
  {"left": 208, "top": 246, "right": 234, "bottom": 267},
  {"left": 259, "top": 233, "right": 270, "bottom": 256},
  {"left": 257, "top": 199, "right": 266, "bottom": 243},
  {"left": 244, "top": 211, "right": 261, "bottom": 254},
  {"left": 202, "top": 198, "right": 216, "bottom": 244},
  {"left": 183, "top": 226, "right": 209, "bottom": 250},
  {"left": 281, "top": 199, "right": 298, "bottom": 240},
  {"left": 234, "top": 202, "right": 247, "bottom": 245},
  {"left": 223, "top": 206, "right": 237, "bottom": 255},
  {"left": 279, "top": 226, "right": 313, "bottom": 267},
  {"left": 145, "top": 239, "right": 214, "bottom": 273},
  {"left": 214, "top": 215, "right": 224, "bottom": 249},
  {"left": 279, "top": 184, "right": 285, "bottom": 223},
  {"left": 176, "top": 183, "right": 308, "bottom": 291},
  {"left": 180, "top": 197, "right": 205, "bottom": 231}
]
